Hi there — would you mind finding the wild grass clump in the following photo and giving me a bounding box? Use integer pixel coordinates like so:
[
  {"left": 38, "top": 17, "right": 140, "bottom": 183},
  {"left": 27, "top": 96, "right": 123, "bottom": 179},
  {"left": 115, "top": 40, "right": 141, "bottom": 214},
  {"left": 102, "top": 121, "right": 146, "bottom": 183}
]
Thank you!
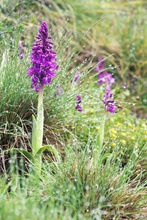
[{"left": 0, "top": 137, "right": 146, "bottom": 219}]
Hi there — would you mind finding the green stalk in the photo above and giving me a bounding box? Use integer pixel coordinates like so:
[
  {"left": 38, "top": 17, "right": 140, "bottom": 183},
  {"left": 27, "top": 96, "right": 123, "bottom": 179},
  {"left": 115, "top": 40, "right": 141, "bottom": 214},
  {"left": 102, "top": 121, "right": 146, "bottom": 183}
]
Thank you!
[
  {"left": 93, "top": 114, "right": 106, "bottom": 166},
  {"left": 36, "top": 85, "right": 44, "bottom": 152},
  {"left": 98, "top": 114, "right": 106, "bottom": 149},
  {"left": 32, "top": 85, "right": 44, "bottom": 175}
]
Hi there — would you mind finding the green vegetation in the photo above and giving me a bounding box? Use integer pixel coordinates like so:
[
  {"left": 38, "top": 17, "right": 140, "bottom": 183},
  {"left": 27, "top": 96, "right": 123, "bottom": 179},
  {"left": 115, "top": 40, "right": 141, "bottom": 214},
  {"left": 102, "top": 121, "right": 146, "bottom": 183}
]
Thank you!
[{"left": 0, "top": 0, "right": 147, "bottom": 219}]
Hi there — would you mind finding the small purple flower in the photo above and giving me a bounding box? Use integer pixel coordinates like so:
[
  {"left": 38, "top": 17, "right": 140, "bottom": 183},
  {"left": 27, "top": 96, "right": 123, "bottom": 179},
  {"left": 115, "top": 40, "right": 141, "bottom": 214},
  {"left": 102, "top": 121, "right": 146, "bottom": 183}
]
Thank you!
[
  {"left": 98, "top": 72, "right": 115, "bottom": 87},
  {"left": 76, "top": 104, "right": 82, "bottom": 112},
  {"left": 103, "top": 86, "right": 116, "bottom": 113},
  {"left": 27, "top": 21, "right": 58, "bottom": 92},
  {"left": 95, "top": 58, "right": 115, "bottom": 87},
  {"left": 76, "top": 95, "right": 82, "bottom": 112},
  {"left": 18, "top": 41, "right": 24, "bottom": 59},
  {"left": 74, "top": 71, "right": 80, "bottom": 82},
  {"left": 106, "top": 104, "right": 116, "bottom": 113},
  {"left": 94, "top": 58, "right": 104, "bottom": 73},
  {"left": 76, "top": 95, "right": 82, "bottom": 103}
]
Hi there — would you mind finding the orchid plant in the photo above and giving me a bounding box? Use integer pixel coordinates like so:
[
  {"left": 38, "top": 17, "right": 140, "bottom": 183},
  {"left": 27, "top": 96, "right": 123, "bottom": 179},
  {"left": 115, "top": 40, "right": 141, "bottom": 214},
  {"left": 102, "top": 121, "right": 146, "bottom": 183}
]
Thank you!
[
  {"left": 93, "top": 58, "right": 117, "bottom": 163},
  {"left": 5, "top": 23, "right": 118, "bottom": 175},
  {"left": 27, "top": 21, "right": 60, "bottom": 175},
  {"left": 7, "top": 21, "right": 60, "bottom": 176}
]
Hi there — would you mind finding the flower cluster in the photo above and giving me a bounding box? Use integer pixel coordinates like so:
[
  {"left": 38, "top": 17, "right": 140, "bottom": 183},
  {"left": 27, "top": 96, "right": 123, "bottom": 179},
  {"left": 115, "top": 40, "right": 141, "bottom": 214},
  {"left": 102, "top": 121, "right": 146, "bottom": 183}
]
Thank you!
[
  {"left": 95, "top": 58, "right": 116, "bottom": 113},
  {"left": 76, "top": 95, "right": 82, "bottom": 112},
  {"left": 27, "top": 21, "right": 58, "bottom": 92},
  {"left": 103, "top": 85, "right": 116, "bottom": 113},
  {"left": 95, "top": 58, "right": 115, "bottom": 87}
]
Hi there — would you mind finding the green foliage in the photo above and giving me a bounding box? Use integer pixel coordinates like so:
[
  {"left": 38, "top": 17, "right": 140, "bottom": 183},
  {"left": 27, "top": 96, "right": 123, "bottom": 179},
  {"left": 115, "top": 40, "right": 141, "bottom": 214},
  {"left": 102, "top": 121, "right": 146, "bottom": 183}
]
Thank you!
[
  {"left": 36, "top": 145, "right": 60, "bottom": 161},
  {"left": 0, "top": 139, "right": 146, "bottom": 219}
]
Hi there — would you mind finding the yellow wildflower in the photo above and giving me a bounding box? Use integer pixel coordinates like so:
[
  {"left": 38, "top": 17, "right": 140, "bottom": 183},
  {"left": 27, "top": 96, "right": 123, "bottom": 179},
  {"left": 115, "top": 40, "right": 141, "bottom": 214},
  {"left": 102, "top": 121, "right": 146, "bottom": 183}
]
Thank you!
[
  {"left": 111, "top": 142, "right": 116, "bottom": 147},
  {"left": 142, "top": 123, "right": 147, "bottom": 128},
  {"left": 89, "top": 109, "right": 94, "bottom": 114},
  {"left": 121, "top": 140, "right": 126, "bottom": 145},
  {"left": 109, "top": 118, "right": 114, "bottom": 123},
  {"left": 116, "top": 123, "right": 121, "bottom": 128},
  {"left": 131, "top": 136, "right": 135, "bottom": 141},
  {"left": 121, "top": 132, "right": 126, "bottom": 137}
]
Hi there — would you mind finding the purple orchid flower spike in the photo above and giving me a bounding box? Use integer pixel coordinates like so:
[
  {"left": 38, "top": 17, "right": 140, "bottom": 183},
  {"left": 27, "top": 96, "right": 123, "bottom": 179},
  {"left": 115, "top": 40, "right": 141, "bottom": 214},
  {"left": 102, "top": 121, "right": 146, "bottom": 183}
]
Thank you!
[
  {"left": 27, "top": 21, "right": 60, "bottom": 175},
  {"left": 27, "top": 21, "right": 58, "bottom": 92},
  {"left": 95, "top": 58, "right": 117, "bottom": 113}
]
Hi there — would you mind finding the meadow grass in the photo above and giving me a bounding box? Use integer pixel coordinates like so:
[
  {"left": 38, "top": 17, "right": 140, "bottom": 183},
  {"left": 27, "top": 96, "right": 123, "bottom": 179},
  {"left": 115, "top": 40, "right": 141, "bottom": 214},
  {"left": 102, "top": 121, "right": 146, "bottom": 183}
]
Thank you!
[
  {"left": 0, "top": 0, "right": 147, "bottom": 219},
  {"left": 0, "top": 135, "right": 146, "bottom": 219}
]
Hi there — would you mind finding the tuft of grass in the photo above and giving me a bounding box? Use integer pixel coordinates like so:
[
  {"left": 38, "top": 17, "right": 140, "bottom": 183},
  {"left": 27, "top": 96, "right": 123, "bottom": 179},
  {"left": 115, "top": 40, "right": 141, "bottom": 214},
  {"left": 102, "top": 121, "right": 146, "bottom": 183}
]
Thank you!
[{"left": 0, "top": 135, "right": 146, "bottom": 219}]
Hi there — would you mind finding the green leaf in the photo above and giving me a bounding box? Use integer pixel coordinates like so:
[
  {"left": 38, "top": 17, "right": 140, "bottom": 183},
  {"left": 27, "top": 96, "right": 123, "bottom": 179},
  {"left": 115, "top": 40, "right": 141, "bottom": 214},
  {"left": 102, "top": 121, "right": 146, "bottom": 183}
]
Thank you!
[
  {"left": 4, "top": 148, "right": 34, "bottom": 162},
  {"left": 102, "top": 153, "right": 111, "bottom": 160},
  {"left": 35, "top": 145, "right": 60, "bottom": 162}
]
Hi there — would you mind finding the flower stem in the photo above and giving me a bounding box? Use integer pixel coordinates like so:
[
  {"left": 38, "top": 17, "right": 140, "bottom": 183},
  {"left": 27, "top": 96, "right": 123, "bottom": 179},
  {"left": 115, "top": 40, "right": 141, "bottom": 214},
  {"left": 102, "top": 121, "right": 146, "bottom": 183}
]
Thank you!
[
  {"left": 93, "top": 114, "right": 106, "bottom": 166},
  {"left": 37, "top": 85, "right": 44, "bottom": 151},
  {"left": 32, "top": 85, "right": 44, "bottom": 175}
]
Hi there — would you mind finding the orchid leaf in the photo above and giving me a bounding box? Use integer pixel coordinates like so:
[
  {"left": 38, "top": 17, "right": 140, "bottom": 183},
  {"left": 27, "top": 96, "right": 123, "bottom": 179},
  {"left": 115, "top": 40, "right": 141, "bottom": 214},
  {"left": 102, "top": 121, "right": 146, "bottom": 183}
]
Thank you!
[
  {"left": 35, "top": 145, "right": 60, "bottom": 162},
  {"left": 4, "top": 148, "right": 34, "bottom": 162}
]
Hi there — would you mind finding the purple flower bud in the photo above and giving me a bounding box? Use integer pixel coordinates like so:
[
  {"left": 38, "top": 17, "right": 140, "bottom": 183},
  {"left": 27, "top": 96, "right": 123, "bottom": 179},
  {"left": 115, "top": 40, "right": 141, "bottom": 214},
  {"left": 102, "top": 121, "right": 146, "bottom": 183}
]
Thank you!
[
  {"left": 103, "top": 86, "right": 116, "bottom": 114},
  {"left": 76, "top": 104, "right": 82, "bottom": 112},
  {"left": 75, "top": 95, "right": 82, "bottom": 112},
  {"left": 103, "top": 85, "right": 113, "bottom": 100},
  {"left": 74, "top": 71, "right": 80, "bottom": 82},
  {"left": 27, "top": 21, "right": 58, "bottom": 92},
  {"left": 106, "top": 104, "right": 116, "bottom": 113},
  {"left": 95, "top": 58, "right": 115, "bottom": 87},
  {"left": 76, "top": 95, "right": 82, "bottom": 103}
]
